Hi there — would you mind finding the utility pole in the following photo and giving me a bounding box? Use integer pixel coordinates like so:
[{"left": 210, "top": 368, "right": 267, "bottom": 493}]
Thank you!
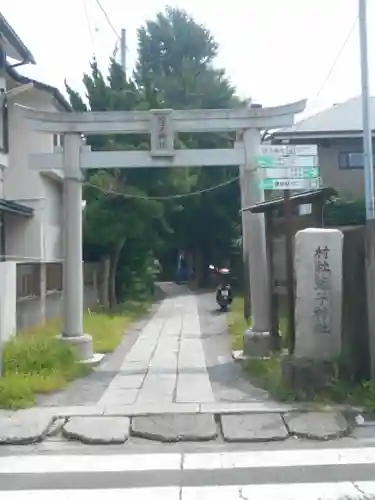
[
  {"left": 120, "top": 28, "right": 126, "bottom": 77},
  {"left": 359, "top": 0, "right": 375, "bottom": 379},
  {"left": 359, "top": 0, "right": 374, "bottom": 219},
  {"left": 0, "top": 33, "right": 7, "bottom": 152}
]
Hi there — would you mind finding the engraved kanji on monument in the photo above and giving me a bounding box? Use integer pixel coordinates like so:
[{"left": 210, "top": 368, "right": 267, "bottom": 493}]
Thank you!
[{"left": 294, "top": 228, "right": 343, "bottom": 359}]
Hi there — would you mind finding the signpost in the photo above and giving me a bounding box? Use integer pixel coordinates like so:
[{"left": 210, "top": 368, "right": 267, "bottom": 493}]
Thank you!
[
  {"left": 256, "top": 144, "right": 320, "bottom": 354},
  {"left": 260, "top": 178, "right": 320, "bottom": 190},
  {"left": 257, "top": 155, "right": 318, "bottom": 168},
  {"left": 260, "top": 144, "right": 318, "bottom": 156}
]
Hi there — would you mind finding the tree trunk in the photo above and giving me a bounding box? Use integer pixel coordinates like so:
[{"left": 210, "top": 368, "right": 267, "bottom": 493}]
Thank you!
[
  {"left": 100, "top": 256, "right": 111, "bottom": 308},
  {"left": 109, "top": 237, "right": 126, "bottom": 308},
  {"left": 194, "top": 249, "right": 204, "bottom": 289}
]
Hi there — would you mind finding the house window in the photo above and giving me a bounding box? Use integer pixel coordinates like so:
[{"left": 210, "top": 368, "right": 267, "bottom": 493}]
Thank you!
[
  {"left": 339, "top": 152, "right": 375, "bottom": 169},
  {"left": 53, "top": 134, "right": 64, "bottom": 148}
]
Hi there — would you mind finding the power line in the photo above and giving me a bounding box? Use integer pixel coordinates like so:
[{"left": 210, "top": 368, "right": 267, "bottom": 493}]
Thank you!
[
  {"left": 298, "top": 16, "right": 358, "bottom": 121},
  {"left": 94, "top": 0, "right": 120, "bottom": 40},
  {"left": 82, "top": 174, "right": 241, "bottom": 201},
  {"left": 82, "top": 0, "right": 95, "bottom": 54}
]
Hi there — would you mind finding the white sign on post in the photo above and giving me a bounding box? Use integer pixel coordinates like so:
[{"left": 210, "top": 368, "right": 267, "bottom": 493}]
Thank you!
[
  {"left": 261, "top": 178, "right": 320, "bottom": 190},
  {"left": 260, "top": 144, "right": 318, "bottom": 156}
]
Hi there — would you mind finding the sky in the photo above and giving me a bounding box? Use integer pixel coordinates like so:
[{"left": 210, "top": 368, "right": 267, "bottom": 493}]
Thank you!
[{"left": 1, "top": 0, "right": 374, "bottom": 119}]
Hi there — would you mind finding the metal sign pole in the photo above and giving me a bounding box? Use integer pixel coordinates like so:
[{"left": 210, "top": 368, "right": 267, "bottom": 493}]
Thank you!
[
  {"left": 284, "top": 190, "right": 296, "bottom": 354},
  {"left": 0, "top": 296, "right": 3, "bottom": 377},
  {"left": 359, "top": 0, "right": 375, "bottom": 220}
]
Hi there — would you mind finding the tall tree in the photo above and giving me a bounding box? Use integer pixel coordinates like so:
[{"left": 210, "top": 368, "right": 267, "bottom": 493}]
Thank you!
[
  {"left": 136, "top": 7, "right": 242, "bottom": 284},
  {"left": 65, "top": 6, "right": 245, "bottom": 301},
  {"left": 65, "top": 59, "right": 170, "bottom": 306}
]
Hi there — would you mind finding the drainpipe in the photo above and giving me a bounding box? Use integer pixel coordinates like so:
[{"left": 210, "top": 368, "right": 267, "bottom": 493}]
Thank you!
[{"left": 0, "top": 212, "right": 4, "bottom": 261}]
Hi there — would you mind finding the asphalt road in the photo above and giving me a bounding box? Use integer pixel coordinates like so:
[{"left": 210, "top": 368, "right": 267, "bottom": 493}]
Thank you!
[{"left": 2, "top": 441, "right": 375, "bottom": 499}]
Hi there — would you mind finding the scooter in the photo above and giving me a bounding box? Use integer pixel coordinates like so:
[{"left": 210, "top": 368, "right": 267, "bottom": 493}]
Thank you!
[{"left": 208, "top": 264, "right": 233, "bottom": 311}]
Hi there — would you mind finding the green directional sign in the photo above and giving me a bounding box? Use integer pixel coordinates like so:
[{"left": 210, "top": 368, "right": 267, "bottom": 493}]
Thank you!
[
  {"left": 262, "top": 167, "right": 319, "bottom": 179},
  {"left": 256, "top": 154, "right": 318, "bottom": 168}
]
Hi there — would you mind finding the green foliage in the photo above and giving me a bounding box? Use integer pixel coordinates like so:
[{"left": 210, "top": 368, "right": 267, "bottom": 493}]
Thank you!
[
  {"left": 66, "top": 6, "right": 244, "bottom": 298},
  {"left": 0, "top": 305, "right": 149, "bottom": 409},
  {"left": 135, "top": 6, "right": 242, "bottom": 285},
  {"left": 0, "top": 330, "right": 90, "bottom": 409},
  {"left": 324, "top": 197, "right": 365, "bottom": 226}
]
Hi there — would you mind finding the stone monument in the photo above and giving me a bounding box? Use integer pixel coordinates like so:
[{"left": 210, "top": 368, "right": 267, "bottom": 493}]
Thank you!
[
  {"left": 294, "top": 228, "right": 343, "bottom": 359},
  {"left": 282, "top": 228, "right": 344, "bottom": 397}
]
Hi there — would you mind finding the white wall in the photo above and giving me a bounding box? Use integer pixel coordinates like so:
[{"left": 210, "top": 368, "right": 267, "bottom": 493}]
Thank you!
[
  {"left": 41, "top": 176, "right": 63, "bottom": 261},
  {"left": 3, "top": 85, "right": 64, "bottom": 262},
  {"left": 0, "top": 262, "right": 16, "bottom": 342},
  {"left": 4, "top": 201, "right": 43, "bottom": 261}
]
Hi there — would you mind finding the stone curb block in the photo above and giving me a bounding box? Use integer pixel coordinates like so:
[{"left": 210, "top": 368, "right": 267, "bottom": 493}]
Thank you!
[
  {"left": 283, "top": 411, "right": 351, "bottom": 441},
  {"left": 0, "top": 410, "right": 360, "bottom": 445},
  {"left": 62, "top": 416, "right": 131, "bottom": 444},
  {"left": 131, "top": 414, "right": 218, "bottom": 443},
  {"left": 221, "top": 413, "right": 289, "bottom": 443},
  {"left": 0, "top": 414, "right": 54, "bottom": 445}
]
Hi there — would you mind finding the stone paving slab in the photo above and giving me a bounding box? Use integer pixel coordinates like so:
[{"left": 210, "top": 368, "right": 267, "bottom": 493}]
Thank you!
[
  {"left": 221, "top": 413, "right": 289, "bottom": 442},
  {"left": 284, "top": 411, "right": 351, "bottom": 440},
  {"left": 131, "top": 413, "right": 218, "bottom": 442},
  {"left": 62, "top": 416, "right": 130, "bottom": 444},
  {"left": 199, "top": 402, "right": 295, "bottom": 413},
  {"left": 0, "top": 409, "right": 53, "bottom": 445}
]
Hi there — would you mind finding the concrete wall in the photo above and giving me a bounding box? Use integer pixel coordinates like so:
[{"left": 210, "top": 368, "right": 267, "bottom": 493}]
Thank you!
[
  {"left": 340, "top": 226, "right": 370, "bottom": 380},
  {"left": 317, "top": 138, "right": 369, "bottom": 199},
  {"left": 16, "top": 285, "right": 99, "bottom": 332},
  {"left": 0, "top": 262, "right": 16, "bottom": 342},
  {"left": 41, "top": 176, "right": 63, "bottom": 262},
  {"left": 4, "top": 203, "right": 43, "bottom": 261}
]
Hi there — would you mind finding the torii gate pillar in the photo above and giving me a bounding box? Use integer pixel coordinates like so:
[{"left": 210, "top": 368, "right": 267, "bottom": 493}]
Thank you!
[
  {"left": 238, "top": 127, "right": 270, "bottom": 354},
  {"left": 59, "top": 134, "right": 94, "bottom": 361}
]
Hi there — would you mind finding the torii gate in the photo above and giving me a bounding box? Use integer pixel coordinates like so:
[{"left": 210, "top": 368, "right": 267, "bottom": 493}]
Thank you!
[{"left": 19, "top": 101, "right": 306, "bottom": 363}]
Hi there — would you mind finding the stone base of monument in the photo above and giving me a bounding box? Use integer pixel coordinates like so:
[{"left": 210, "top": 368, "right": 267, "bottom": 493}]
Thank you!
[
  {"left": 281, "top": 356, "right": 337, "bottom": 399},
  {"left": 243, "top": 329, "right": 280, "bottom": 357}
]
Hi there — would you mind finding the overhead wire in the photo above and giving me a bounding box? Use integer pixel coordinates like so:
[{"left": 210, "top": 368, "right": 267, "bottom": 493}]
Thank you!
[
  {"left": 82, "top": 174, "right": 242, "bottom": 201},
  {"left": 80, "top": 2, "right": 242, "bottom": 201},
  {"left": 94, "top": 0, "right": 120, "bottom": 40},
  {"left": 79, "top": 18, "right": 358, "bottom": 201},
  {"left": 82, "top": 0, "right": 96, "bottom": 56},
  {"left": 296, "top": 16, "right": 358, "bottom": 125}
]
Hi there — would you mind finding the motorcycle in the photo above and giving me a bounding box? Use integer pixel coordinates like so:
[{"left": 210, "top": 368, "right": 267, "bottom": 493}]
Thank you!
[{"left": 208, "top": 264, "right": 233, "bottom": 311}]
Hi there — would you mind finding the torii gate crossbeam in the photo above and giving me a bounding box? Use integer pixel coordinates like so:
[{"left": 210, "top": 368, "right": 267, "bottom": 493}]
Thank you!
[{"left": 20, "top": 101, "right": 306, "bottom": 363}]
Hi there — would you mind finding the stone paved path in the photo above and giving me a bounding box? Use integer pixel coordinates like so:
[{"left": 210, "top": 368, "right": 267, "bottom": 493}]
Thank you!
[
  {"left": 35, "top": 282, "right": 281, "bottom": 412},
  {"left": 1, "top": 283, "right": 365, "bottom": 445},
  {"left": 98, "top": 286, "right": 215, "bottom": 407}
]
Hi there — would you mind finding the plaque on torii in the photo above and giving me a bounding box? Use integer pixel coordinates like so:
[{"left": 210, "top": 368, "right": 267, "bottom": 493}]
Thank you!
[{"left": 150, "top": 109, "right": 174, "bottom": 157}]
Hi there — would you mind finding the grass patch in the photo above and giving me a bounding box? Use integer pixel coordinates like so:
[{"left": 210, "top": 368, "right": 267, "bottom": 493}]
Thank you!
[
  {"left": 242, "top": 355, "right": 375, "bottom": 408},
  {"left": 227, "top": 297, "right": 250, "bottom": 351},
  {"left": 85, "top": 300, "right": 150, "bottom": 353},
  {"left": 227, "top": 296, "right": 288, "bottom": 351},
  {"left": 0, "top": 299, "right": 151, "bottom": 409},
  {"left": 228, "top": 297, "right": 375, "bottom": 409}
]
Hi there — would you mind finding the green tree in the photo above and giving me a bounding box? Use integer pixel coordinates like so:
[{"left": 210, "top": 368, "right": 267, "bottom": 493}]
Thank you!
[
  {"left": 65, "top": 6, "right": 246, "bottom": 301},
  {"left": 65, "top": 59, "right": 170, "bottom": 306},
  {"left": 135, "top": 6, "right": 242, "bottom": 285}
]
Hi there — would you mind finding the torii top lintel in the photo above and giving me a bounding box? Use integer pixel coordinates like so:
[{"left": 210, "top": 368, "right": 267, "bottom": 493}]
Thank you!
[{"left": 15, "top": 100, "right": 307, "bottom": 136}]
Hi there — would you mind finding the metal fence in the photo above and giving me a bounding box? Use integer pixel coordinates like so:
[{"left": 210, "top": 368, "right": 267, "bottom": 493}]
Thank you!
[
  {"left": 16, "top": 263, "right": 41, "bottom": 299},
  {"left": 46, "top": 262, "right": 63, "bottom": 292}
]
